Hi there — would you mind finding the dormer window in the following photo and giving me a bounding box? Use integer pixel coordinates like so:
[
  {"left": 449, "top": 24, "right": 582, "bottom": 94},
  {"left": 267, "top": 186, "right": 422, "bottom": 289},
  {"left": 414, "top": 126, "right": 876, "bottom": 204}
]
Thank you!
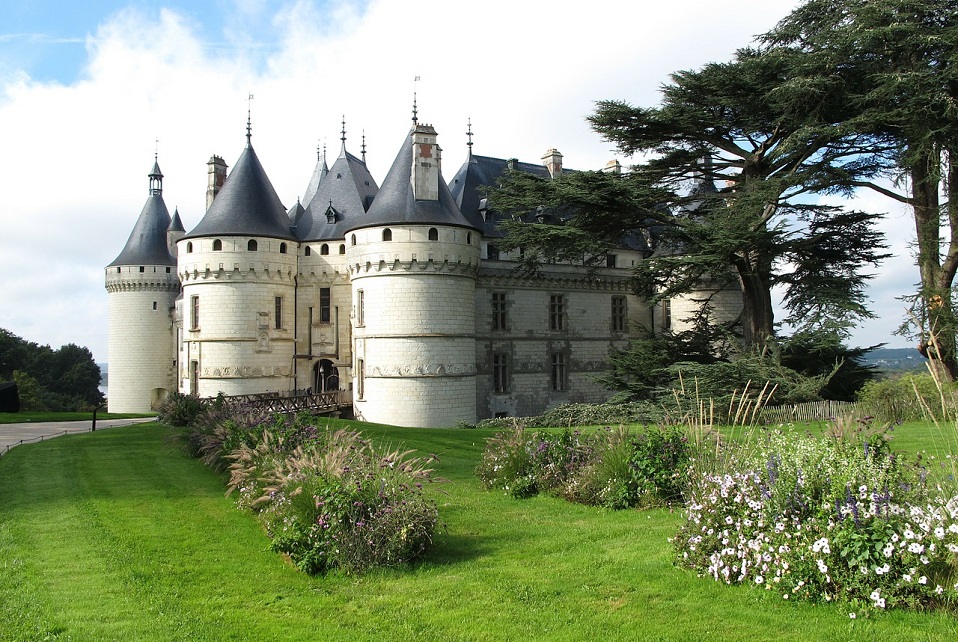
[
  {"left": 383, "top": 229, "right": 392, "bottom": 242},
  {"left": 247, "top": 239, "right": 258, "bottom": 251},
  {"left": 213, "top": 239, "right": 223, "bottom": 251}
]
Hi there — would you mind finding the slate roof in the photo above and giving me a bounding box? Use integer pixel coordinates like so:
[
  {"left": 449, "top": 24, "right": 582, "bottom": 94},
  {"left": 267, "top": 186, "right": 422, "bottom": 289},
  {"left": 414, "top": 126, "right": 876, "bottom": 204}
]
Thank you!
[
  {"left": 296, "top": 148, "right": 379, "bottom": 241},
  {"left": 168, "top": 208, "right": 185, "bottom": 233},
  {"left": 183, "top": 142, "right": 295, "bottom": 240},
  {"left": 345, "top": 129, "right": 480, "bottom": 233},
  {"left": 302, "top": 152, "right": 328, "bottom": 206},
  {"left": 107, "top": 164, "right": 176, "bottom": 267}
]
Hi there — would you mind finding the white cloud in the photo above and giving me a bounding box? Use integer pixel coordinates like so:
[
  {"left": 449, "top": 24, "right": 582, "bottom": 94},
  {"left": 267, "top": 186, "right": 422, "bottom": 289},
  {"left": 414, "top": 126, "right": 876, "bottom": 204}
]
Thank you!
[{"left": 3, "top": 0, "right": 915, "bottom": 364}]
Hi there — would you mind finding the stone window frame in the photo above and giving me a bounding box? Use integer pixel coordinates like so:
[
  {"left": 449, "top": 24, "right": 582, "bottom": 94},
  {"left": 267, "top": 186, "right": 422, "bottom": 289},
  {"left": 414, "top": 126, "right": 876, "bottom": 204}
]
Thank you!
[
  {"left": 491, "top": 291, "right": 508, "bottom": 332},
  {"left": 550, "top": 350, "right": 568, "bottom": 392},
  {"left": 189, "top": 295, "right": 199, "bottom": 331},
  {"left": 492, "top": 352, "right": 510, "bottom": 394},
  {"left": 611, "top": 295, "right": 628, "bottom": 333},
  {"left": 319, "top": 287, "right": 331, "bottom": 324},
  {"left": 549, "top": 294, "right": 567, "bottom": 332}
]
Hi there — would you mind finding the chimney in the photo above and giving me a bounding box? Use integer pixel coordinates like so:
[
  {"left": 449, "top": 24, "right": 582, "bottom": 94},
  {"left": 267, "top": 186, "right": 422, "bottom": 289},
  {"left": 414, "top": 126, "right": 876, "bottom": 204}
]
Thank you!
[
  {"left": 542, "top": 148, "right": 563, "bottom": 178},
  {"left": 411, "top": 123, "right": 441, "bottom": 201},
  {"left": 603, "top": 159, "right": 622, "bottom": 174},
  {"left": 206, "top": 155, "right": 228, "bottom": 211}
]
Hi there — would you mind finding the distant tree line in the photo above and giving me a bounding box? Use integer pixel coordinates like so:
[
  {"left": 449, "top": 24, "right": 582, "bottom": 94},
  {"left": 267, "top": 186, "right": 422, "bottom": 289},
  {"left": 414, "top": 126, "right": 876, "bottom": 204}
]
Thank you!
[{"left": 0, "top": 328, "right": 104, "bottom": 412}]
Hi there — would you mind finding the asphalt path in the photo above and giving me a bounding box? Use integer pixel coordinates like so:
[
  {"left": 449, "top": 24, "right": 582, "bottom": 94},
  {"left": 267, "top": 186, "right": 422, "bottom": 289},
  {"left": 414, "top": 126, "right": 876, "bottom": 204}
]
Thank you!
[{"left": 0, "top": 417, "right": 157, "bottom": 455}]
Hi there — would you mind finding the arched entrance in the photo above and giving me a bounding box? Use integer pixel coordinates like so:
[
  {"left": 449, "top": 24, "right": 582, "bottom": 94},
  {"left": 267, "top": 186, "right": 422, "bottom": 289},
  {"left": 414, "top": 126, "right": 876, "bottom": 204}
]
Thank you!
[{"left": 313, "top": 359, "right": 339, "bottom": 392}]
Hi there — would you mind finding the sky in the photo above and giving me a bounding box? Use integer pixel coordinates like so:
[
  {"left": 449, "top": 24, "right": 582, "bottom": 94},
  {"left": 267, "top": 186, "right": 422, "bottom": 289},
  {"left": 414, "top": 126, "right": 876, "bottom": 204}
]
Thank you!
[{"left": 0, "top": 0, "right": 919, "bottom": 366}]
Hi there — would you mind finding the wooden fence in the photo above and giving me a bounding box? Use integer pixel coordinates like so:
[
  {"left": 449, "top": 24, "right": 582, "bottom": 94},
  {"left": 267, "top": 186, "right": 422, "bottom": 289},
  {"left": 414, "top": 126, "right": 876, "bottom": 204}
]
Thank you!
[{"left": 759, "top": 400, "right": 871, "bottom": 424}]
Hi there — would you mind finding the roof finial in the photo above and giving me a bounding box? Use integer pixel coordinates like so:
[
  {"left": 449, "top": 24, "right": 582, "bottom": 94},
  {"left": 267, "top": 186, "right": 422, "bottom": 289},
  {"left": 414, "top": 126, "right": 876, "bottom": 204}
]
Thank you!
[
  {"left": 316, "top": 139, "right": 322, "bottom": 161},
  {"left": 246, "top": 92, "right": 254, "bottom": 146},
  {"left": 412, "top": 75, "right": 420, "bottom": 124},
  {"left": 361, "top": 129, "right": 367, "bottom": 163},
  {"left": 466, "top": 118, "right": 473, "bottom": 160},
  {"left": 340, "top": 115, "right": 347, "bottom": 153}
]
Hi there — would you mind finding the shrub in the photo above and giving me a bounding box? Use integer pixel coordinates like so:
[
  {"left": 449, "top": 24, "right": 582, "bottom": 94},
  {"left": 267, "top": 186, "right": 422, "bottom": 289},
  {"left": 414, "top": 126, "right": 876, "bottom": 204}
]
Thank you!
[
  {"left": 477, "top": 425, "right": 692, "bottom": 509},
  {"left": 857, "top": 373, "right": 956, "bottom": 422},
  {"left": 156, "top": 392, "right": 208, "bottom": 427},
  {"left": 225, "top": 423, "right": 441, "bottom": 575},
  {"left": 673, "top": 422, "right": 958, "bottom": 613}
]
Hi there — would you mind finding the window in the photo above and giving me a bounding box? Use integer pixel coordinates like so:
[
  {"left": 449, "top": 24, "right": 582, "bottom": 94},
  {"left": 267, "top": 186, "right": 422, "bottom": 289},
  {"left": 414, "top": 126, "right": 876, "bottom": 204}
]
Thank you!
[
  {"left": 611, "top": 296, "right": 627, "bottom": 332},
  {"left": 320, "top": 287, "right": 331, "bottom": 323},
  {"left": 357, "top": 358, "right": 365, "bottom": 400},
  {"left": 190, "top": 295, "right": 199, "bottom": 330},
  {"left": 274, "top": 296, "right": 283, "bottom": 329},
  {"left": 305, "top": 246, "right": 311, "bottom": 256},
  {"left": 186, "top": 242, "right": 193, "bottom": 253},
  {"left": 213, "top": 239, "right": 222, "bottom": 251},
  {"left": 152, "top": 301, "right": 157, "bottom": 311},
  {"left": 550, "top": 352, "right": 567, "bottom": 392},
  {"left": 662, "top": 299, "right": 672, "bottom": 330},
  {"left": 351, "top": 234, "right": 357, "bottom": 246},
  {"left": 487, "top": 244, "right": 500, "bottom": 260},
  {"left": 165, "top": 267, "right": 171, "bottom": 273},
  {"left": 492, "top": 292, "right": 507, "bottom": 331},
  {"left": 356, "top": 289, "right": 364, "bottom": 326},
  {"left": 428, "top": 228, "right": 439, "bottom": 241},
  {"left": 606, "top": 254, "right": 617, "bottom": 268},
  {"left": 280, "top": 242, "right": 287, "bottom": 254},
  {"left": 139, "top": 266, "right": 145, "bottom": 273},
  {"left": 116, "top": 267, "right": 121, "bottom": 273},
  {"left": 339, "top": 244, "right": 346, "bottom": 254},
  {"left": 549, "top": 295, "right": 566, "bottom": 331},
  {"left": 320, "top": 244, "right": 329, "bottom": 255},
  {"left": 248, "top": 239, "right": 258, "bottom": 251},
  {"left": 383, "top": 228, "right": 392, "bottom": 242},
  {"left": 467, "top": 232, "right": 472, "bottom": 244},
  {"left": 493, "top": 353, "right": 509, "bottom": 393}
]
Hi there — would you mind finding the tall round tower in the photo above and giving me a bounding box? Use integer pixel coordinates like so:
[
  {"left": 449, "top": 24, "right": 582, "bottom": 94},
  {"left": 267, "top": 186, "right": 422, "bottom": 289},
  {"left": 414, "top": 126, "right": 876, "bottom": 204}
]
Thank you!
[
  {"left": 177, "top": 127, "right": 298, "bottom": 397},
  {"left": 345, "top": 120, "right": 481, "bottom": 428},
  {"left": 105, "top": 158, "right": 180, "bottom": 412}
]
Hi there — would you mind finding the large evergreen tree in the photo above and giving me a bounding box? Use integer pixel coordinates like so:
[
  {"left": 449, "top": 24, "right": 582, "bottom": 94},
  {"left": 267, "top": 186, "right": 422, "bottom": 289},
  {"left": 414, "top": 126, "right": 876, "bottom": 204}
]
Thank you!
[
  {"left": 492, "top": 46, "right": 890, "bottom": 350},
  {"left": 764, "top": 0, "right": 958, "bottom": 379}
]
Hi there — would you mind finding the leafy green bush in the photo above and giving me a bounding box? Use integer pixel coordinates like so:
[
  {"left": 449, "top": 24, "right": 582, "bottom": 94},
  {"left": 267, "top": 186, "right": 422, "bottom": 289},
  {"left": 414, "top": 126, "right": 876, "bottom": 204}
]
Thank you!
[
  {"left": 477, "top": 425, "right": 692, "bottom": 509},
  {"left": 673, "top": 423, "right": 958, "bottom": 613},
  {"left": 156, "top": 392, "right": 208, "bottom": 427},
  {"left": 225, "top": 423, "right": 441, "bottom": 575},
  {"left": 857, "top": 373, "right": 956, "bottom": 422}
]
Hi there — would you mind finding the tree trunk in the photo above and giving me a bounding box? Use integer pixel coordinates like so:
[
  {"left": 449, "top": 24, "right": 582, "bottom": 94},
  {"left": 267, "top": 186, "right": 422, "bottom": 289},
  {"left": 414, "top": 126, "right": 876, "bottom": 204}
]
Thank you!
[
  {"left": 912, "top": 152, "right": 958, "bottom": 381},
  {"left": 735, "top": 253, "right": 775, "bottom": 351}
]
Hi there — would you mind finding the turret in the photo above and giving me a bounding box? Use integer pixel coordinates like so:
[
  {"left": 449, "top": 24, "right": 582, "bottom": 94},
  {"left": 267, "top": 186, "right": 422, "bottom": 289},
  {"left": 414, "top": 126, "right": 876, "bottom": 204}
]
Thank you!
[
  {"left": 105, "top": 157, "right": 180, "bottom": 412},
  {"left": 344, "top": 116, "right": 481, "bottom": 428}
]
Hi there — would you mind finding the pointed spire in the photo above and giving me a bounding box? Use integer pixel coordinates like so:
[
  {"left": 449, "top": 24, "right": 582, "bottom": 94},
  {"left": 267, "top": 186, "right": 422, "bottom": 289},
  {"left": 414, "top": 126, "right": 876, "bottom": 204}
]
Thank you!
[
  {"left": 246, "top": 92, "right": 254, "bottom": 147},
  {"left": 466, "top": 118, "right": 474, "bottom": 161},
  {"left": 316, "top": 140, "right": 322, "bottom": 161},
  {"left": 412, "top": 75, "right": 420, "bottom": 125}
]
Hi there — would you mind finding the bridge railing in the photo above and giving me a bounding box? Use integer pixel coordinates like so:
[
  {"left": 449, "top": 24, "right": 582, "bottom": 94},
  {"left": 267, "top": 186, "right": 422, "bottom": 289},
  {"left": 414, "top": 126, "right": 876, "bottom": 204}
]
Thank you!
[{"left": 210, "top": 390, "right": 352, "bottom": 415}]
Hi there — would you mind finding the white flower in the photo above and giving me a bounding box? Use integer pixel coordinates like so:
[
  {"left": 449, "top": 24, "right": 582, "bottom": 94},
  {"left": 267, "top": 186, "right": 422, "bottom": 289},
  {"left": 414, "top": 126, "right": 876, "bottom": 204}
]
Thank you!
[
  {"left": 935, "top": 526, "right": 946, "bottom": 539},
  {"left": 849, "top": 613, "right": 856, "bottom": 619},
  {"left": 755, "top": 575, "right": 764, "bottom": 584},
  {"left": 919, "top": 576, "right": 928, "bottom": 585}
]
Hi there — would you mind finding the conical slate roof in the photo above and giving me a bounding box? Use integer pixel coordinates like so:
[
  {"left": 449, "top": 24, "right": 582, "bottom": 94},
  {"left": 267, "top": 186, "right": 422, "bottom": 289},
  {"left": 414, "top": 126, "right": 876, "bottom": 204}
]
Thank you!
[
  {"left": 183, "top": 142, "right": 294, "bottom": 240},
  {"left": 345, "top": 128, "right": 479, "bottom": 233},
  {"left": 302, "top": 151, "right": 328, "bottom": 206},
  {"left": 168, "top": 208, "right": 185, "bottom": 233},
  {"left": 107, "top": 164, "right": 175, "bottom": 267},
  {"left": 297, "top": 149, "right": 379, "bottom": 241}
]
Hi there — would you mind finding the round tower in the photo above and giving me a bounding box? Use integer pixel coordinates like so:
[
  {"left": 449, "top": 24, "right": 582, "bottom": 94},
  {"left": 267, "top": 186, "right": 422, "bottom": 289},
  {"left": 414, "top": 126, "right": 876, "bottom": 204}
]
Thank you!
[
  {"left": 105, "top": 158, "right": 180, "bottom": 412},
  {"left": 345, "top": 120, "right": 481, "bottom": 428},
  {"left": 178, "top": 127, "right": 298, "bottom": 397}
]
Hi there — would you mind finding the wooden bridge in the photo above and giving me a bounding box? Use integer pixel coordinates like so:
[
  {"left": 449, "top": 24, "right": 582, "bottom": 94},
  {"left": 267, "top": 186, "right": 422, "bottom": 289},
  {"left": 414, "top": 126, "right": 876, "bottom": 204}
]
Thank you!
[{"left": 211, "top": 390, "right": 352, "bottom": 416}]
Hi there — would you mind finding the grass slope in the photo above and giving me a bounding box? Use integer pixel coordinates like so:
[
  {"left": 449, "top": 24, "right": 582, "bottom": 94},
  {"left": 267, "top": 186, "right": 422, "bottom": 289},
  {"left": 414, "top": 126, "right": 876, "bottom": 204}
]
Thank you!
[{"left": 1, "top": 421, "right": 956, "bottom": 641}]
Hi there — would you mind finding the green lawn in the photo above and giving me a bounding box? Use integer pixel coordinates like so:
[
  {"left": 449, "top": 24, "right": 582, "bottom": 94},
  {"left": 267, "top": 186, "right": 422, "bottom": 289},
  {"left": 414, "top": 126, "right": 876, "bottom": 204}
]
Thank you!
[
  {"left": 1, "top": 420, "right": 957, "bottom": 641},
  {"left": 0, "top": 412, "right": 153, "bottom": 424}
]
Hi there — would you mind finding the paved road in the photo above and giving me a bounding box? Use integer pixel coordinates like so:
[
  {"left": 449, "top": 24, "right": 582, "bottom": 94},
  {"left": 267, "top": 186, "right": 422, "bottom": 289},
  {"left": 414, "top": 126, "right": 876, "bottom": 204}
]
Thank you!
[{"left": 0, "top": 417, "right": 158, "bottom": 455}]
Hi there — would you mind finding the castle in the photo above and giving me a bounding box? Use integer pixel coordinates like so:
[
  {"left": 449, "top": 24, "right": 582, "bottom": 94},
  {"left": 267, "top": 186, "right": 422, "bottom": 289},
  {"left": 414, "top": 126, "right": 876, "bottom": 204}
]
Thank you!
[{"left": 105, "top": 111, "right": 741, "bottom": 427}]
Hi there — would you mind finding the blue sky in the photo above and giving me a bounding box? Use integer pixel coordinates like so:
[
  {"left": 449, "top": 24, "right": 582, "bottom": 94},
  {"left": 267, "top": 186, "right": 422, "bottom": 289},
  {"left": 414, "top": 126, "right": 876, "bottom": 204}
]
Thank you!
[{"left": 0, "top": 0, "right": 915, "bottom": 363}]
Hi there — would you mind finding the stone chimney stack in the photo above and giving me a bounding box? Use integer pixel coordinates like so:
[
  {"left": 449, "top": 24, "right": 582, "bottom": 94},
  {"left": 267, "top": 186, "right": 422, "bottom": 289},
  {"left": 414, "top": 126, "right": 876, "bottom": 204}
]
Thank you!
[
  {"left": 411, "top": 123, "right": 441, "bottom": 201},
  {"left": 542, "top": 148, "right": 563, "bottom": 178},
  {"left": 603, "top": 159, "right": 622, "bottom": 174},
  {"left": 206, "top": 155, "right": 228, "bottom": 211}
]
